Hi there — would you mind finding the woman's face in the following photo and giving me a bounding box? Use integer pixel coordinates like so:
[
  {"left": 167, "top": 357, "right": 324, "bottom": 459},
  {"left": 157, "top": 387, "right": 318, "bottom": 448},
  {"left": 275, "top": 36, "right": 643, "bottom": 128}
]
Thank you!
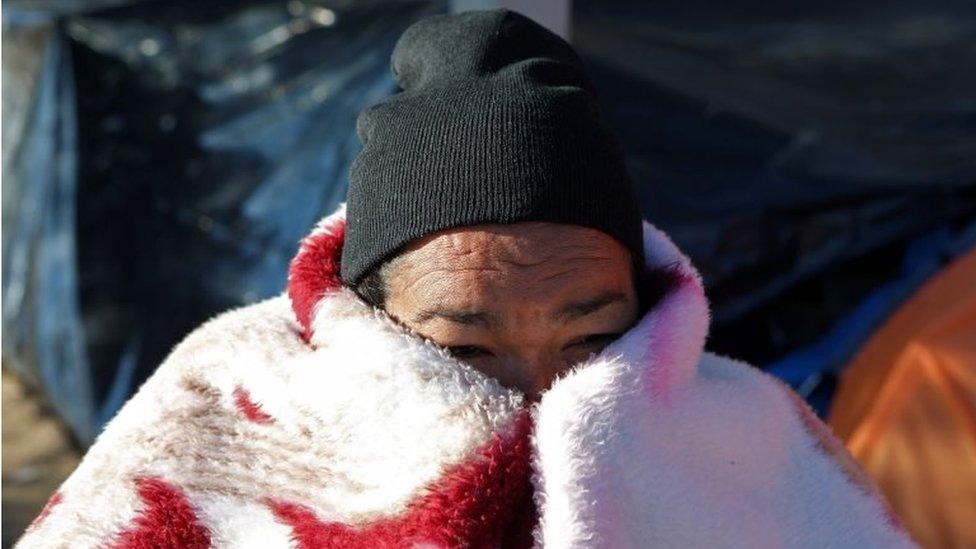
[{"left": 383, "top": 222, "right": 640, "bottom": 399}]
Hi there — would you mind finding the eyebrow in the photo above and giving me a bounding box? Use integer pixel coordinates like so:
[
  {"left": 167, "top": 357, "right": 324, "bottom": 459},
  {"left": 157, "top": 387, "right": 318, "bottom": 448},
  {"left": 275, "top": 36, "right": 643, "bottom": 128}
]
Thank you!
[
  {"left": 411, "top": 291, "right": 628, "bottom": 327},
  {"left": 411, "top": 308, "right": 498, "bottom": 327},
  {"left": 551, "top": 291, "right": 628, "bottom": 321}
]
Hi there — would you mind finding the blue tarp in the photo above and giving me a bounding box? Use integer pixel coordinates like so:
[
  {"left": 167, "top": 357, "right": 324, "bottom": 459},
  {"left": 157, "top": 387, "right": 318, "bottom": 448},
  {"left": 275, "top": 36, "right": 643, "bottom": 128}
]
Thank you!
[{"left": 2, "top": 1, "right": 444, "bottom": 444}]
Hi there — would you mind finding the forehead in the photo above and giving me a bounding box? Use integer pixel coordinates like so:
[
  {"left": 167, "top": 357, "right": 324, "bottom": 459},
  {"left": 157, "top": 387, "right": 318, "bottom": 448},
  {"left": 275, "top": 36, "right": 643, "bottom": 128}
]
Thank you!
[{"left": 387, "top": 222, "right": 634, "bottom": 301}]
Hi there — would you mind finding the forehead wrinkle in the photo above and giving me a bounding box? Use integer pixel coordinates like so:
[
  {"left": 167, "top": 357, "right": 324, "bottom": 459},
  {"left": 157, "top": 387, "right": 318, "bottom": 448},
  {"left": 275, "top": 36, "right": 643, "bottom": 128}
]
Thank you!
[
  {"left": 535, "top": 266, "right": 588, "bottom": 284},
  {"left": 494, "top": 249, "right": 618, "bottom": 270},
  {"left": 402, "top": 227, "right": 617, "bottom": 264},
  {"left": 494, "top": 238, "right": 611, "bottom": 261},
  {"left": 507, "top": 254, "right": 621, "bottom": 285},
  {"left": 394, "top": 250, "right": 626, "bottom": 300},
  {"left": 495, "top": 255, "right": 554, "bottom": 268},
  {"left": 394, "top": 264, "right": 504, "bottom": 297},
  {"left": 388, "top": 225, "right": 634, "bottom": 301}
]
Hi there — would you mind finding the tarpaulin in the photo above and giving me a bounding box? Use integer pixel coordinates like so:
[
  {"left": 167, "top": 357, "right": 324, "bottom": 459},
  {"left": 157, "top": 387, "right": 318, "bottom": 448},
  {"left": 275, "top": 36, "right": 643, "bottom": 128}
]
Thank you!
[
  {"left": 829, "top": 247, "right": 976, "bottom": 548},
  {"left": 2, "top": 1, "right": 443, "bottom": 444},
  {"left": 572, "top": 0, "right": 976, "bottom": 366}
]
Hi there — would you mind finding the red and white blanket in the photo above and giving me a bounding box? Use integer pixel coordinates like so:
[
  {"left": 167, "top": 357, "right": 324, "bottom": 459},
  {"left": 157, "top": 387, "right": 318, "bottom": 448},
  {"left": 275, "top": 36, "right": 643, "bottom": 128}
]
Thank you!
[{"left": 16, "top": 205, "right": 914, "bottom": 548}]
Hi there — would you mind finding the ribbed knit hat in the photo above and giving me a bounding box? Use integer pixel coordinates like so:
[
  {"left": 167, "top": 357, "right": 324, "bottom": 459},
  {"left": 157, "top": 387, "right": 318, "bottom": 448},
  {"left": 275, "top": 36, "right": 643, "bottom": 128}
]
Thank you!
[{"left": 340, "top": 8, "right": 643, "bottom": 285}]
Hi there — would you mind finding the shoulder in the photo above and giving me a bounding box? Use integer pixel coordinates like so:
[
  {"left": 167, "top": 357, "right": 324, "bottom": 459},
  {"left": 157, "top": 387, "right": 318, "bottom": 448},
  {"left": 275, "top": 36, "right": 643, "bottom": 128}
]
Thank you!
[
  {"left": 15, "top": 295, "right": 314, "bottom": 547},
  {"left": 165, "top": 293, "right": 306, "bottom": 366},
  {"left": 696, "top": 350, "right": 770, "bottom": 382},
  {"left": 691, "top": 351, "right": 796, "bottom": 413},
  {"left": 691, "top": 351, "right": 846, "bottom": 447},
  {"left": 132, "top": 294, "right": 308, "bottom": 390},
  {"left": 94, "top": 293, "right": 310, "bottom": 442},
  {"left": 76, "top": 293, "right": 312, "bottom": 471}
]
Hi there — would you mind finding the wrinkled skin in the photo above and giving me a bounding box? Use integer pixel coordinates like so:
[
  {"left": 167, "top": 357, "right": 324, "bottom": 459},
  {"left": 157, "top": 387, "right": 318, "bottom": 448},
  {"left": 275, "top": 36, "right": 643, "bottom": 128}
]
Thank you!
[{"left": 384, "top": 223, "right": 640, "bottom": 399}]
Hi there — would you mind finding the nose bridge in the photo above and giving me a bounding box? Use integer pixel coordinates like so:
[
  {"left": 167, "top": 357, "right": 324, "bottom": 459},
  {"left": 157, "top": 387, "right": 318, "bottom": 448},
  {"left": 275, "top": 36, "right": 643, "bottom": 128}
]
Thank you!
[{"left": 504, "top": 347, "right": 566, "bottom": 397}]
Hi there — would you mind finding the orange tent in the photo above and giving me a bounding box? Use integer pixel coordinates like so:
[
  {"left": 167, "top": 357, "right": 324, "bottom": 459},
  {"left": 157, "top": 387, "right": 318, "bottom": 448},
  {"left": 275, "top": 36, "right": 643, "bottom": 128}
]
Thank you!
[{"left": 829, "top": 248, "right": 976, "bottom": 548}]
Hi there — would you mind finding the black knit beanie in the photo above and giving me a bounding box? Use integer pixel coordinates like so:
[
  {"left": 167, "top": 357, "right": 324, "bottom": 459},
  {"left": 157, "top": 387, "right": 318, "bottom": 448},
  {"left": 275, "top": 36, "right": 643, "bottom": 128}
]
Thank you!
[{"left": 340, "top": 8, "right": 644, "bottom": 285}]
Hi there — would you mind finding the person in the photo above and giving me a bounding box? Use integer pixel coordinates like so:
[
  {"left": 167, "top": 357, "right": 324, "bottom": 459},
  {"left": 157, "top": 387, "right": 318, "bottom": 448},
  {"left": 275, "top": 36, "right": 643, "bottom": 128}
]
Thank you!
[{"left": 16, "top": 9, "right": 914, "bottom": 548}]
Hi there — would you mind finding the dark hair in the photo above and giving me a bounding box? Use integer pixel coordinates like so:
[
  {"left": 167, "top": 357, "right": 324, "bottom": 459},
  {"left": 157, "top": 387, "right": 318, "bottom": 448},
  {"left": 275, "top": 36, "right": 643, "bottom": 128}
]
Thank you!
[
  {"left": 355, "top": 266, "right": 388, "bottom": 309},
  {"left": 354, "top": 253, "right": 667, "bottom": 316}
]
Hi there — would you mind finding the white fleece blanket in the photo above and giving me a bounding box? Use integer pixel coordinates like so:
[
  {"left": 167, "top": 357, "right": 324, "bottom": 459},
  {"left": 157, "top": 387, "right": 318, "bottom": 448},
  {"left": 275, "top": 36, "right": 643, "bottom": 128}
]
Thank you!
[{"left": 15, "top": 206, "right": 914, "bottom": 548}]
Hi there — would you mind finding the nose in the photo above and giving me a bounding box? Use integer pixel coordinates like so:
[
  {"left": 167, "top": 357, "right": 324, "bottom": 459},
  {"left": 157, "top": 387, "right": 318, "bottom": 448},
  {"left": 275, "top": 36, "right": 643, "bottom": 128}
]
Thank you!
[{"left": 504, "top": 354, "right": 570, "bottom": 401}]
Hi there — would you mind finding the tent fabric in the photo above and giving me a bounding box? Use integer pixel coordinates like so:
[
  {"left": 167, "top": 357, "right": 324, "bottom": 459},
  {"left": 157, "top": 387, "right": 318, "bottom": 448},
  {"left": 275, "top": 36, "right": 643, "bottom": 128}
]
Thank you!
[
  {"left": 762, "top": 224, "right": 975, "bottom": 415},
  {"left": 829, "top": 247, "right": 976, "bottom": 549}
]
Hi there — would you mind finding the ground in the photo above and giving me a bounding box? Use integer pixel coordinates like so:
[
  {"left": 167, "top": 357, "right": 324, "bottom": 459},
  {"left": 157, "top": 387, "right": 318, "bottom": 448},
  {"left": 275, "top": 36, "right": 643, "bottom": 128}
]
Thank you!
[{"left": 2, "top": 369, "right": 81, "bottom": 548}]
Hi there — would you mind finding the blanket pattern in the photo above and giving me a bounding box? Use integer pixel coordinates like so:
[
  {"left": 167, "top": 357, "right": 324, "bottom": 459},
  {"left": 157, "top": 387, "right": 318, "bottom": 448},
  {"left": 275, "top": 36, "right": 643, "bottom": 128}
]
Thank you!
[{"left": 16, "top": 206, "right": 913, "bottom": 548}]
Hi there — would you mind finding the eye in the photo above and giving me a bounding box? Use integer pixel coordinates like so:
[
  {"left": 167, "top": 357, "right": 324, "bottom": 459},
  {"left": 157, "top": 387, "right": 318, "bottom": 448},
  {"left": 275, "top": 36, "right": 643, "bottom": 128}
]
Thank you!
[
  {"left": 447, "top": 345, "right": 494, "bottom": 359},
  {"left": 566, "top": 333, "right": 621, "bottom": 351}
]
